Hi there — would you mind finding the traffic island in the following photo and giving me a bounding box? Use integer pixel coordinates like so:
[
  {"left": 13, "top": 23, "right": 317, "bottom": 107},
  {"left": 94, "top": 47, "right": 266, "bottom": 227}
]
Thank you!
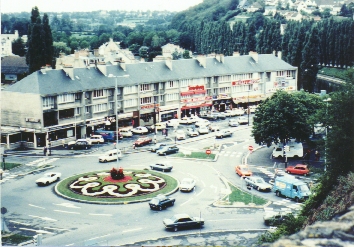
[{"left": 55, "top": 169, "right": 179, "bottom": 204}]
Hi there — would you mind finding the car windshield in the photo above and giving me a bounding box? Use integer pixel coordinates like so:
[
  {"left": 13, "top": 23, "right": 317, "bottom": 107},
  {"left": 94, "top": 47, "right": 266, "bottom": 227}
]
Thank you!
[
  {"left": 298, "top": 184, "right": 310, "bottom": 192},
  {"left": 182, "top": 180, "right": 192, "bottom": 184},
  {"left": 150, "top": 198, "right": 160, "bottom": 204},
  {"left": 255, "top": 178, "right": 264, "bottom": 183}
]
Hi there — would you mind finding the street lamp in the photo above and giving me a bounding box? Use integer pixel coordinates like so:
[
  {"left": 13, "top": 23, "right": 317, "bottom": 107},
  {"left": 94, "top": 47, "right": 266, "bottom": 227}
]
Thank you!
[
  {"left": 323, "top": 97, "right": 331, "bottom": 171},
  {"left": 108, "top": 74, "right": 129, "bottom": 167},
  {"left": 247, "top": 90, "right": 250, "bottom": 126},
  {"left": 153, "top": 101, "right": 157, "bottom": 144}
]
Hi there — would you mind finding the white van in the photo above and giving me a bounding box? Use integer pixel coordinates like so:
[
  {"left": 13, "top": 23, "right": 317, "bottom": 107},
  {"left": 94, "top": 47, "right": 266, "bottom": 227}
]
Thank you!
[
  {"left": 119, "top": 128, "right": 133, "bottom": 137},
  {"left": 166, "top": 119, "right": 180, "bottom": 127},
  {"left": 98, "top": 149, "right": 122, "bottom": 163},
  {"left": 272, "top": 141, "right": 303, "bottom": 158}
]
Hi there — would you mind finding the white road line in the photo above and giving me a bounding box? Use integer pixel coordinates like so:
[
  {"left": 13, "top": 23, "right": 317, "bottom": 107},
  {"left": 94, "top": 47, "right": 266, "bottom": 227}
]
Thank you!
[
  {"left": 180, "top": 198, "right": 193, "bottom": 207},
  {"left": 29, "top": 204, "right": 45, "bottom": 209},
  {"left": 200, "top": 180, "right": 206, "bottom": 187},
  {"left": 43, "top": 226, "right": 70, "bottom": 231},
  {"left": 196, "top": 189, "right": 204, "bottom": 197},
  {"left": 88, "top": 234, "right": 111, "bottom": 241},
  {"left": 19, "top": 228, "right": 54, "bottom": 234},
  {"left": 65, "top": 244, "right": 75, "bottom": 246},
  {"left": 53, "top": 210, "right": 80, "bottom": 214},
  {"left": 88, "top": 213, "right": 112, "bottom": 216},
  {"left": 29, "top": 215, "right": 57, "bottom": 221},
  {"left": 9, "top": 220, "right": 31, "bottom": 226},
  {"left": 122, "top": 228, "right": 142, "bottom": 233},
  {"left": 53, "top": 203, "right": 81, "bottom": 209}
]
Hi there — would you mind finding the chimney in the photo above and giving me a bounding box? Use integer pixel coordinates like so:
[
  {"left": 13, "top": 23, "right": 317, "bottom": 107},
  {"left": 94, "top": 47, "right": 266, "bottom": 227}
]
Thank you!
[
  {"left": 277, "top": 51, "right": 282, "bottom": 60},
  {"left": 94, "top": 49, "right": 99, "bottom": 57},
  {"left": 233, "top": 52, "right": 240, "bottom": 57},
  {"left": 273, "top": 50, "right": 276, "bottom": 56},
  {"left": 97, "top": 64, "right": 107, "bottom": 76},
  {"left": 63, "top": 66, "right": 74, "bottom": 80},
  {"left": 165, "top": 57, "right": 173, "bottom": 70},
  {"left": 41, "top": 66, "right": 47, "bottom": 74},
  {"left": 249, "top": 51, "right": 258, "bottom": 63},
  {"left": 197, "top": 55, "right": 206, "bottom": 68},
  {"left": 215, "top": 54, "right": 225, "bottom": 63},
  {"left": 120, "top": 61, "right": 126, "bottom": 71}
]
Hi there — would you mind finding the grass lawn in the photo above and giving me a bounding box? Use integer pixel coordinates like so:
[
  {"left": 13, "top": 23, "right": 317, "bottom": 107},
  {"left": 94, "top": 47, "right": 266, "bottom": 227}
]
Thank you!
[
  {"left": 56, "top": 169, "right": 178, "bottom": 203},
  {"left": 227, "top": 183, "right": 268, "bottom": 206},
  {"left": 1, "top": 233, "right": 32, "bottom": 245},
  {"left": 1, "top": 162, "right": 22, "bottom": 170},
  {"left": 172, "top": 152, "right": 216, "bottom": 160}
]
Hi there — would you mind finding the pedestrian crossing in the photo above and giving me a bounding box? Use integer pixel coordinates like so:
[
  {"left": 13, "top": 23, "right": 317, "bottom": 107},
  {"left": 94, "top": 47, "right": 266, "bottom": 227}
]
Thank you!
[
  {"left": 26, "top": 157, "right": 60, "bottom": 167},
  {"left": 218, "top": 151, "right": 242, "bottom": 158},
  {"left": 265, "top": 198, "right": 304, "bottom": 211}
]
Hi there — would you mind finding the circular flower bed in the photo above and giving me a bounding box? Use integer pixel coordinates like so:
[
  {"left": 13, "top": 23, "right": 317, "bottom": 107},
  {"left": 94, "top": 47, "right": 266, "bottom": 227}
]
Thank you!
[{"left": 55, "top": 169, "right": 179, "bottom": 204}]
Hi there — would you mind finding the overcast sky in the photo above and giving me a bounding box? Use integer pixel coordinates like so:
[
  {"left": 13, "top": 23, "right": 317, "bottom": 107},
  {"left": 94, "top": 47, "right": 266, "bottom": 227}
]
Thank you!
[{"left": 1, "top": 0, "right": 203, "bottom": 13}]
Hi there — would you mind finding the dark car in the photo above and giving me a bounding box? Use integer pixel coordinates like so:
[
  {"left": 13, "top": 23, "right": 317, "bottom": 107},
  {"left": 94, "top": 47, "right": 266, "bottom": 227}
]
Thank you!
[
  {"left": 263, "top": 211, "right": 294, "bottom": 226},
  {"left": 150, "top": 163, "right": 173, "bottom": 172},
  {"left": 66, "top": 140, "right": 92, "bottom": 150},
  {"left": 163, "top": 213, "right": 204, "bottom": 232},
  {"left": 149, "top": 194, "right": 175, "bottom": 210},
  {"left": 156, "top": 145, "right": 179, "bottom": 156},
  {"left": 149, "top": 143, "right": 167, "bottom": 152}
]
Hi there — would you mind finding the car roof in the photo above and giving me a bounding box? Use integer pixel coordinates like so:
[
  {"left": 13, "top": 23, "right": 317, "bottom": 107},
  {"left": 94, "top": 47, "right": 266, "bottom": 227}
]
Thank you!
[
  {"left": 182, "top": 178, "right": 194, "bottom": 182},
  {"left": 295, "top": 164, "right": 308, "bottom": 167},
  {"left": 174, "top": 213, "right": 191, "bottom": 219}
]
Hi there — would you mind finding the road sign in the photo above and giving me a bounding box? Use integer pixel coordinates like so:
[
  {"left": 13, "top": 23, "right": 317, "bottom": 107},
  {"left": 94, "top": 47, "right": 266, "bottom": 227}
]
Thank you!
[
  {"left": 206, "top": 149, "right": 211, "bottom": 155},
  {"left": 248, "top": 146, "right": 254, "bottom": 151}
]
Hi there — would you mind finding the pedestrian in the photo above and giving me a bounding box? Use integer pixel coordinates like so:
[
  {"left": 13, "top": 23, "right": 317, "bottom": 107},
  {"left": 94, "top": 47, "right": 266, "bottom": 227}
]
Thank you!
[
  {"left": 62, "top": 139, "right": 65, "bottom": 148},
  {"left": 43, "top": 146, "right": 47, "bottom": 156},
  {"left": 132, "top": 143, "right": 136, "bottom": 150},
  {"left": 315, "top": 151, "right": 320, "bottom": 161},
  {"left": 306, "top": 149, "right": 311, "bottom": 161}
]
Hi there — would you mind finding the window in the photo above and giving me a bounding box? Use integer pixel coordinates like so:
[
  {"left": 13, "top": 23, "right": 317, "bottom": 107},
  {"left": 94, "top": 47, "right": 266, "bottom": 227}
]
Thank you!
[
  {"left": 140, "top": 84, "right": 151, "bottom": 92},
  {"left": 85, "top": 106, "right": 91, "bottom": 113},
  {"left": 124, "top": 86, "right": 137, "bottom": 94},
  {"left": 75, "top": 93, "right": 81, "bottom": 100},
  {"left": 140, "top": 97, "right": 153, "bottom": 105},
  {"left": 58, "top": 93, "right": 74, "bottom": 103},
  {"left": 108, "top": 89, "right": 114, "bottom": 96},
  {"left": 93, "top": 89, "right": 104, "bottom": 98},
  {"left": 165, "top": 93, "right": 179, "bottom": 101},
  {"left": 219, "top": 87, "right": 230, "bottom": 93},
  {"left": 276, "top": 71, "right": 284, "bottom": 77},
  {"left": 180, "top": 79, "right": 189, "bottom": 87},
  {"left": 75, "top": 107, "right": 81, "bottom": 115},
  {"left": 167, "top": 81, "right": 175, "bottom": 88},
  {"left": 93, "top": 103, "right": 107, "bottom": 113},
  {"left": 109, "top": 102, "right": 114, "bottom": 110},
  {"left": 125, "top": 99, "right": 138, "bottom": 107},
  {"left": 42, "top": 96, "right": 55, "bottom": 109}
]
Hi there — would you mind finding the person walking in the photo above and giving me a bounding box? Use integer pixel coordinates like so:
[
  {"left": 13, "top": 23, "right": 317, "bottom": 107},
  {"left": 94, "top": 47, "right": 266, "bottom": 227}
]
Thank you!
[
  {"left": 43, "top": 146, "right": 47, "bottom": 156},
  {"left": 315, "top": 151, "right": 320, "bottom": 161}
]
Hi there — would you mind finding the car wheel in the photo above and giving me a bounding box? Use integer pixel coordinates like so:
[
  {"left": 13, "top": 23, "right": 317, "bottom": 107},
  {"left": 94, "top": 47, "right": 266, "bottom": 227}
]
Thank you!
[
  {"left": 164, "top": 153, "right": 167, "bottom": 156},
  {"left": 158, "top": 206, "right": 162, "bottom": 211},
  {"left": 162, "top": 169, "right": 165, "bottom": 172},
  {"left": 287, "top": 170, "right": 291, "bottom": 174},
  {"left": 150, "top": 166, "right": 154, "bottom": 170},
  {"left": 221, "top": 136, "right": 223, "bottom": 138},
  {"left": 46, "top": 181, "right": 49, "bottom": 185},
  {"left": 276, "top": 191, "right": 281, "bottom": 197},
  {"left": 85, "top": 146, "right": 88, "bottom": 150},
  {"left": 304, "top": 173, "right": 307, "bottom": 176},
  {"left": 174, "top": 226, "right": 178, "bottom": 232},
  {"left": 257, "top": 186, "right": 260, "bottom": 191},
  {"left": 171, "top": 201, "right": 174, "bottom": 206},
  {"left": 104, "top": 160, "right": 107, "bottom": 163},
  {"left": 70, "top": 146, "right": 74, "bottom": 150},
  {"left": 295, "top": 197, "right": 300, "bottom": 203},
  {"left": 56, "top": 177, "right": 60, "bottom": 181}
]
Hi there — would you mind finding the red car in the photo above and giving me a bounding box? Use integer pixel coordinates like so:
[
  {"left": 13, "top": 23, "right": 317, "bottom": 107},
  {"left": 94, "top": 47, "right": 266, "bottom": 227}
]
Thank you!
[
  {"left": 134, "top": 136, "right": 152, "bottom": 147},
  {"left": 285, "top": 164, "right": 310, "bottom": 176}
]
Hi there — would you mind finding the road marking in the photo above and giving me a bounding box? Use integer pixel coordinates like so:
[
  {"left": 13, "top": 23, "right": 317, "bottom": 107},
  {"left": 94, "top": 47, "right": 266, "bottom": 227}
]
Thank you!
[
  {"left": 196, "top": 189, "right": 204, "bottom": 197},
  {"left": 44, "top": 226, "right": 70, "bottom": 231},
  {"left": 122, "top": 228, "right": 142, "bottom": 233},
  {"left": 88, "top": 234, "right": 111, "bottom": 241},
  {"left": 200, "top": 180, "right": 206, "bottom": 187},
  {"left": 53, "top": 210, "right": 80, "bottom": 214},
  {"left": 53, "top": 203, "right": 81, "bottom": 209},
  {"left": 29, "top": 204, "right": 46, "bottom": 209},
  {"left": 19, "top": 228, "right": 54, "bottom": 234},
  {"left": 180, "top": 198, "right": 193, "bottom": 206},
  {"left": 9, "top": 220, "right": 31, "bottom": 226},
  {"left": 29, "top": 215, "right": 57, "bottom": 221},
  {"left": 89, "top": 213, "right": 112, "bottom": 216}
]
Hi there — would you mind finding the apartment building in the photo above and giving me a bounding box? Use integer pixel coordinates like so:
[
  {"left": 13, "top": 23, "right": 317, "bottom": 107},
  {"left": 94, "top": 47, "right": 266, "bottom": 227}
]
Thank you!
[{"left": 1, "top": 52, "right": 297, "bottom": 149}]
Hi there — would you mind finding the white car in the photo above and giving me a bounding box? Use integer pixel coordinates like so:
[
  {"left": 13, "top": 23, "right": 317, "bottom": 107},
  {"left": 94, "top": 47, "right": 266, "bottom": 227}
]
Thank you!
[
  {"left": 224, "top": 110, "right": 236, "bottom": 117},
  {"left": 186, "top": 128, "right": 199, "bottom": 137},
  {"left": 232, "top": 108, "right": 245, "bottom": 116},
  {"left": 228, "top": 119, "right": 239, "bottom": 127},
  {"left": 238, "top": 116, "right": 249, "bottom": 125},
  {"left": 198, "top": 125, "right": 209, "bottom": 134},
  {"left": 195, "top": 119, "right": 210, "bottom": 127},
  {"left": 120, "top": 128, "right": 133, "bottom": 137},
  {"left": 98, "top": 149, "right": 122, "bottom": 162},
  {"left": 131, "top": 126, "right": 149, "bottom": 134},
  {"left": 208, "top": 124, "right": 220, "bottom": 132},
  {"left": 179, "top": 178, "right": 196, "bottom": 192},
  {"left": 179, "top": 117, "right": 193, "bottom": 124},
  {"left": 189, "top": 115, "right": 200, "bottom": 123},
  {"left": 176, "top": 130, "right": 186, "bottom": 140},
  {"left": 36, "top": 172, "right": 61, "bottom": 186},
  {"left": 244, "top": 176, "right": 272, "bottom": 191},
  {"left": 88, "top": 135, "right": 105, "bottom": 144}
]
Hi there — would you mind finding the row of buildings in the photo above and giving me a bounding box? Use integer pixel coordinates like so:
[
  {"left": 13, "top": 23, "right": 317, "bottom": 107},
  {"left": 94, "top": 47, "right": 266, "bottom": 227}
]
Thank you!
[{"left": 1, "top": 51, "right": 298, "bottom": 149}]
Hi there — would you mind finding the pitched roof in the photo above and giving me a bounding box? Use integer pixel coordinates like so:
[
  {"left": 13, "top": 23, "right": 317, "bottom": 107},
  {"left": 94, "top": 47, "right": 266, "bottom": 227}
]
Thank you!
[
  {"left": 4, "top": 54, "right": 296, "bottom": 96},
  {"left": 1, "top": 56, "right": 29, "bottom": 74}
]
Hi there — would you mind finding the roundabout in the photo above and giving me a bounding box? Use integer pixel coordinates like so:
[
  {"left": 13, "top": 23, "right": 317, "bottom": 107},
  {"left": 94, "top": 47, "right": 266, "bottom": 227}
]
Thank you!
[{"left": 55, "top": 168, "right": 179, "bottom": 204}]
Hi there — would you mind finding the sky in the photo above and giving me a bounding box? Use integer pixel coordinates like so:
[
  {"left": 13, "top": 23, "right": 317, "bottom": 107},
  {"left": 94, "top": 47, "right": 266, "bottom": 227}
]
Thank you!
[{"left": 1, "top": 0, "right": 203, "bottom": 13}]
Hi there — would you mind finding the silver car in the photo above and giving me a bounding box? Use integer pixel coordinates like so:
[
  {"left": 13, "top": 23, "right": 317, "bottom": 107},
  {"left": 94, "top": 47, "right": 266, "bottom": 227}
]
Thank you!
[
  {"left": 179, "top": 178, "right": 196, "bottom": 192},
  {"left": 244, "top": 176, "right": 272, "bottom": 191},
  {"left": 198, "top": 125, "right": 209, "bottom": 134},
  {"left": 186, "top": 128, "right": 199, "bottom": 137},
  {"left": 228, "top": 119, "right": 239, "bottom": 127}
]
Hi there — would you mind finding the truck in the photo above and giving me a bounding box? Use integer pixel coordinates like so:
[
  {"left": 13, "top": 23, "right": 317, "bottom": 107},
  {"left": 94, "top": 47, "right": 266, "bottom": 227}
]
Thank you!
[
  {"left": 272, "top": 141, "right": 303, "bottom": 158},
  {"left": 272, "top": 176, "right": 311, "bottom": 202}
]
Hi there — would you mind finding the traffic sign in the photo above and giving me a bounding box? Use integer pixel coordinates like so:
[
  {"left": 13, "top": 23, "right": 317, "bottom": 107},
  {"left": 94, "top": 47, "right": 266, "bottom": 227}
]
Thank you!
[
  {"left": 206, "top": 149, "right": 211, "bottom": 155},
  {"left": 248, "top": 146, "right": 254, "bottom": 151}
]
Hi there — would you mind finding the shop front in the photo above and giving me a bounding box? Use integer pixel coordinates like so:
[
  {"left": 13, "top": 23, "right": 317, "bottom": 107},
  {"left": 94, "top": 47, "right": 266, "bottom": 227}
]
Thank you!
[{"left": 159, "top": 104, "right": 179, "bottom": 122}]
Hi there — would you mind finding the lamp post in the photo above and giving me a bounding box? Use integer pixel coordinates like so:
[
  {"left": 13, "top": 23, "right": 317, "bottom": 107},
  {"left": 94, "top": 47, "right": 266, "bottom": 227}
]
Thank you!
[
  {"left": 247, "top": 90, "right": 250, "bottom": 126},
  {"left": 153, "top": 101, "right": 157, "bottom": 144},
  {"left": 323, "top": 98, "right": 331, "bottom": 171},
  {"left": 108, "top": 74, "right": 129, "bottom": 168}
]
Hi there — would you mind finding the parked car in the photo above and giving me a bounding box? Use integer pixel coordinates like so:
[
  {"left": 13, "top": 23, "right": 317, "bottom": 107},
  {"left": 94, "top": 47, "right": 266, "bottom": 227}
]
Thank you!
[
  {"left": 119, "top": 128, "right": 133, "bottom": 137},
  {"left": 149, "top": 194, "right": 175, "bottom": 210},
  {"left": 224, "top": 110, "right": 237, "bottom": 117},
  {"left": 199, "top": 113, "right": 217, "bottom": 121},
  {"left": 189, "top": 115, "right": 200, "bottom": 123},
  {"left": 134, "top": 136, "right": 152, "bottom": 147},
  {"left": 98, "top": 149, "right": 122, "bottom": 162},
  {"left": 66, "top": 139, "right": 92, "bottom": 150},
  {"left": 35, "top": 172, "right": 61, "bottom": 186},
  {"left": 94, "top": 130, "right": 122, "bottom": 141},
  {"left": 179, "top": 178, "right": 196, "bottom": 192},
  {"left": 235, "top": 165, "right": 252, "bottom": 177},
  {"left": 88, "top": 135, "right": 105, "bottom": 144},
  {"left": 228, "top": 119, "right": 239, "bottom": 127},
  {"left": 208, "top": 124, "right": 220, "bottom": 132},
  {"left": 238, "top": 116, "right": 248, "bottom": 125},
  {"left": 144, "top": 125, "right": 155, "bottom": 133},
  {"left": 232, "top": 108, "right": 245, "bottom": 116},
  {"left": 163, "top": 213, "right": 204, "bottom": 232},
  {"left": 244, "top": 176, "right": 272, "bottom": 191},
  {"left": 150, "top": 162, "right": 173, "bottom": 172},
  {"left": 166, "top": 119, "right": 180, "bottom": 128},
  {"left": 179, "top": 117, "right": 193, "bottom": 124},
  {"left": 285, "top": 164, "right": 310, "bottom": 176},
  {"left": 263, "top": 211, "right": 294, "bottom": 226},
  {"left": 156, "top": 145, "right": 179, "bottom": 156},
  {"left": 131, "top": 126, "right": 149, "bottom": 135},
  {"left": 149, "top": 143, "right": 167, "bottom": 152},
  {"left": 176, "top": 130, "right": 186, "bottom": 140},
  {"left": 198, "top": 125, "right": 209, "bottom": 135},
  {"left": 186, "top": 128, "right": 199, "bottom": 137},
  {"left": 153, "top": 122, "right": 167, "bottom": 130},
  {"left": 195, "top": 119, "right": 210, "bottom": 127},
  {"left": 215, "top": 130, "right": 233, "bottom": 138},
  {"left": 210, "top": 111, "right": 226, "bottom": 119}
]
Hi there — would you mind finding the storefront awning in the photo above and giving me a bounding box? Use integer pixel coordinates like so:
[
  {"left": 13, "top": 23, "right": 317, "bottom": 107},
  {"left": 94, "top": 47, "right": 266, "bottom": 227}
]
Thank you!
[{"left": 181, "top": 103, "right": 212, "bottom": 110}]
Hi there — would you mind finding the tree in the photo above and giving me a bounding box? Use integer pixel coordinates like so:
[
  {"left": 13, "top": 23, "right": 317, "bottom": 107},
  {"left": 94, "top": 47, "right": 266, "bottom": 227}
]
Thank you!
[
  {"left": 42, "top": 13, "right": 53, "bottom": 66},
  {"left": 12, "top": 38, "right": 26, "bottom": 56},
  {"left": 27, "top": 16, "right": 45, "bottom": 73},
  {"left": 182, "top": 50, "right": 191, "bottom": 59},
  {"left": 251, "top": 90, "right": 322, "bottom": 146},
  {"left": 53, "top": 41, "right": 71, "bottom": 58}
]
